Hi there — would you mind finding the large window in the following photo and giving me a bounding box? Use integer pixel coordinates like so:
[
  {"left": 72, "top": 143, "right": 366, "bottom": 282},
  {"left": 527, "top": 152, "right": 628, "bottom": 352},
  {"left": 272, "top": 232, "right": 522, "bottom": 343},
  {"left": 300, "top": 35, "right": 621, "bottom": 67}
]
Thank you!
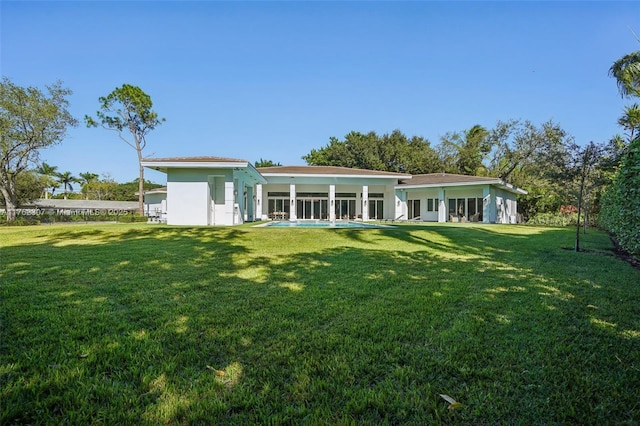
[
  {"left": 267, "top": 192, "right": 290, "bottom": 219},
  {"left": 296, "top": 199, "right": 329, "bottom": 220},
  {"left": 448, "top": 197, "right": 484, "bottom": 221},
  {"left": 427, "top": 198, "right": 439, "bottom": 212},
  {"left": 336, "top": 199, "right": 356, "bottom": 219},
  {"left": 368, "top": 200, "right": 384, "bottom": 220}
]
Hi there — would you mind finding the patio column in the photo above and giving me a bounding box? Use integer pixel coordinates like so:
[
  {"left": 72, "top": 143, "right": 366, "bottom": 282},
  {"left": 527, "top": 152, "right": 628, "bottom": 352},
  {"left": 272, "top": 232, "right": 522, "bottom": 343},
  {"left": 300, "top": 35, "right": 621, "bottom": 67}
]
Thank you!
[
  {"left": 438, "top": 188, "right": 447, "bottom": 223},
  {"left": 246, "top": 186, "right": 254, "bottom": 221},
  {"left": 256, "top": 184, "right": 264, "bottom": 220},
  {"left": 362, "top": 185, "right": 369, "bottom": 221},
  {"left": 224, "top": 180, "right": 235, "bottom": 226},
  {"left": 395, "top": 190, "right": 406, "bottom": 220},
  {"left": 482, "top": 186, "right": 492, "bottom": 223},
  {"left": 289, "top": 183, "right": 296, "bottom": 221},
  {"left": 329, "top": 184, "right": 336, "bottom": 222}
]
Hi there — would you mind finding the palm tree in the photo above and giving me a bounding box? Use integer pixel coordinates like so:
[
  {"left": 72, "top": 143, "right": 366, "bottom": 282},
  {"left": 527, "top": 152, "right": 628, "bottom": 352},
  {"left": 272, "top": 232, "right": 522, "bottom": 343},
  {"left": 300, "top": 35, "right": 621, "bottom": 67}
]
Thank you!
[
  {"left": 618, "top": 103, "right": 640, "bottom": 142},
  {"left": 78, "top": 172, "right": 99, "bottom": 199},
  {"left": 56, "top": 171, "right": 79, "bottom": 200},
  {"left": 36, "top": 162, "right": 59, "bottom": 199},
  {"left": 609, "top": 51, "right": 640, "bottom": 98}
]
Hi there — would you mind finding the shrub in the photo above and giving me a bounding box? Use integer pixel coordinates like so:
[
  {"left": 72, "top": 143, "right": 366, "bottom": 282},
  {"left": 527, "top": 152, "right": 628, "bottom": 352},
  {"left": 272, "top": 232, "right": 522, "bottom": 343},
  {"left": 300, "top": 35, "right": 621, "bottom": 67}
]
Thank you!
[
  {"left": 599, "top": 137, "right": 640, "bottom": 255},
  {"left": 527, "top": 211, "right": 598, "bottom": 228}
]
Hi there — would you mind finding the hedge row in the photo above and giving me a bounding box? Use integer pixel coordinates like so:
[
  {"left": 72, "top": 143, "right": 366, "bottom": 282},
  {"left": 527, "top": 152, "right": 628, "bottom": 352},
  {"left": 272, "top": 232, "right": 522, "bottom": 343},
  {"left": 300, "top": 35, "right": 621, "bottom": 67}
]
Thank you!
[
  {"left": 0, "top": 212, "right": 149, "bottom": 226},
  {"left": 599, "top": 137, "right": 640, "bottom": 256},
  {"left": 526, "top": 212, "right": 597, "bottom": 227}
]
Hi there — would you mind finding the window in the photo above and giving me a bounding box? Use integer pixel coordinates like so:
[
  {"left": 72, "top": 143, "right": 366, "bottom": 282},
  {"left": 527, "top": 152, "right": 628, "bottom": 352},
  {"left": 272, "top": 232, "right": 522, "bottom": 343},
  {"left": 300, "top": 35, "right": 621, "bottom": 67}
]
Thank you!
[
  {"left": 336, "top": 199, "right": 356, "bottom": 219},
  {"left": 408, "top": 199, "right": 420, "bottom": 219},
  {"left": 427, "top": 198, "right": 438, "bottom": 212},
  {"left": 368, "top": 200, "right": 384, "bottom": 219}
]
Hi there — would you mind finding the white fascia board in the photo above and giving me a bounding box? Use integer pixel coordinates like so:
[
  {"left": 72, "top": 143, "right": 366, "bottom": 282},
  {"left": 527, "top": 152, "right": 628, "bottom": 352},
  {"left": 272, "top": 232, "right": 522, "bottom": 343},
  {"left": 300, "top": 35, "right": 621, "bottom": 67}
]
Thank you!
[
  {"left": 395, "top": 180, "right": 501, "bottom": 190},
  {"left": 396, "top": 180, "right": 528, "bottom": 195},
  {"left": 141, "top": 161, "right": 250, "bottom": 169}
]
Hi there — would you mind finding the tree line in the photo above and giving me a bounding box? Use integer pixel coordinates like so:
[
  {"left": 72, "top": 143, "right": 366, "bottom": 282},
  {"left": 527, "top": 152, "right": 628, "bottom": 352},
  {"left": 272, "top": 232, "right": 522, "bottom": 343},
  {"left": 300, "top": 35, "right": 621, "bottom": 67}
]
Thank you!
[{"left": 1, "top": 46, "right": 639, "bottom": 255}]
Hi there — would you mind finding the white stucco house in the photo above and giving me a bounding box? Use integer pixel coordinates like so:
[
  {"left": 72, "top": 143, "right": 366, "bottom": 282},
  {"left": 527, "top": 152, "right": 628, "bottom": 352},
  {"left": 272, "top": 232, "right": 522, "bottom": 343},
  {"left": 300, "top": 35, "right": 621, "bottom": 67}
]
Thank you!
[{"left": 141, "top": 156, "right": 527, "bottom": 226}]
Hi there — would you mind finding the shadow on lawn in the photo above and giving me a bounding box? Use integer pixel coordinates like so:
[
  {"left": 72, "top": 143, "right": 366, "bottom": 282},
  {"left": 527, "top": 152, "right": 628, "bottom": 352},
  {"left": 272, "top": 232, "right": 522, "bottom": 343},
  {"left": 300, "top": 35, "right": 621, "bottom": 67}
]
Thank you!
[{"left": 1, "top": 224, "right": 640, "bottom": 424}]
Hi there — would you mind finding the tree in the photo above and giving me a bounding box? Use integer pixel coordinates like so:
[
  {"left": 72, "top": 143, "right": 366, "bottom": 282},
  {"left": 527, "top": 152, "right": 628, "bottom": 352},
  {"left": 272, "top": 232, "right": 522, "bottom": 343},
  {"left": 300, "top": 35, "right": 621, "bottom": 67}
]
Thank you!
[
  {"left": 609, "top": 51, "right": 640, "bottom": 98},
  {"left": 78, "top": 172, "right": 99, "bottom": 199},
  {"left": 617, "top": 103, "right": 640, "bottom": 143},
  {"left": 36, "top": 161, "right": 60, "bottom": 199},
  {"left": 56, "top": 171, "right": 79, "bottom": 199},
  {"left": 0, "top": 78, "right": 77, "bottom": 220},
  {"left": 84, "top": 174, "right": 119, "bottom": 201},
  {"left": 255, "top": 158, "right": 282, "bottom": 168},
  {"left": 303, "top": 130, "right": 441, "bottom": 174},
  {"left": 86, "top": 84, "right": 164, "bottom": 215},
  {"left": 438, "top": 125, "right": 491, "bottom": 175},
  {"left": 556, "top": 142, "right": 606, "bottom": 251},
  {"left": 488, "top": 119, "right": 570, "bottom": 183},
  {"left": 0, "top": 170, "right": 49, "bottom": 208}
]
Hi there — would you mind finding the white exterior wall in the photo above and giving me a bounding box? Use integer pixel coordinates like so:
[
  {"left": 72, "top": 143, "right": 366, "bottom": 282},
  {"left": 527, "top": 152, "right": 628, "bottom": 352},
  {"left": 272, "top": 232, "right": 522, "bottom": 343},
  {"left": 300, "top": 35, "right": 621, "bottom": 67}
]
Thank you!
[
  {"left": 167, "top": 169, "right": 210, "bottom": 225},
  {"left": 167, "top": 168, "right": 254, "bottom": 226}
]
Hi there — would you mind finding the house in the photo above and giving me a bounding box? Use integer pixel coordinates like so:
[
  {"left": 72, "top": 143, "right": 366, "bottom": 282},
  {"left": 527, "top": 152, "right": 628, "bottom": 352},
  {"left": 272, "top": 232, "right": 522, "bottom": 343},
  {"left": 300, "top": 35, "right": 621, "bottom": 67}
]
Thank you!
[{"left": 141, "top": 156, "right": 527, "bottom": 226}]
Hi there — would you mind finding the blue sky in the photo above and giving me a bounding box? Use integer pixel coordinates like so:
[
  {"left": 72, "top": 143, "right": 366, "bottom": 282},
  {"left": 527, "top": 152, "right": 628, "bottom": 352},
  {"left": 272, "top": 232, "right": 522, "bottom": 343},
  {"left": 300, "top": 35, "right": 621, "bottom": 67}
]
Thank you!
[{"left": 2, "top": 1, "right": 639, "bottom": 184}]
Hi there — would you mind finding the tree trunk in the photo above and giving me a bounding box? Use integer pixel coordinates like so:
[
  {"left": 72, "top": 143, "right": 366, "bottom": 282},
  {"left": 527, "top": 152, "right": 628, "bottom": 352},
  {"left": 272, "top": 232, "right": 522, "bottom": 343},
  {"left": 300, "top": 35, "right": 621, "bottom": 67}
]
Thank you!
[
  {"left": 0, "top": 185, "right": 17, "bottom": 221},
  {"left": 575, "top": 156, "right": 588, "bottom": 252},
  {"left": 138, "top": 152, "right": 144, "bottom": 216}
]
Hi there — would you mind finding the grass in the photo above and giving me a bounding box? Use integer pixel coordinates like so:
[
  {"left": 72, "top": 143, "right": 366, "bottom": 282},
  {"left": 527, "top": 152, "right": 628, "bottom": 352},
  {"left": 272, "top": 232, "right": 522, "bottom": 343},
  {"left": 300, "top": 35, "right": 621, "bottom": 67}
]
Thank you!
[{"left": 1, "top": 222, "right": 639, "bottom": 425}]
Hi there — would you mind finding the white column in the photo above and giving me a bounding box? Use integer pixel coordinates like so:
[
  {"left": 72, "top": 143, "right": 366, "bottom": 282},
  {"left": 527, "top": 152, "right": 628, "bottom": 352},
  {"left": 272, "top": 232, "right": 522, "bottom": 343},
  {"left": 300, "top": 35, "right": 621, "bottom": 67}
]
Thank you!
[
  {"left": 329, "top": 184, "right": 336, "bottom": 222},
  {"left": 483, "top": 186, "right": 492, "bottom": 223},
  {"left": 256, "top": 184, "right": 265, "bottom": 220},
  {"left": 438, "top": 188, "right": 447, "bottom": 223},
  {"left": 289, "top": 183, "right": 296, "bottom": 221},
  {"left": 225, "top": 181, "right": 235, "bottom": 226},
  {"left": 362, "top": 185, "right": 369, "bottom": 221}
]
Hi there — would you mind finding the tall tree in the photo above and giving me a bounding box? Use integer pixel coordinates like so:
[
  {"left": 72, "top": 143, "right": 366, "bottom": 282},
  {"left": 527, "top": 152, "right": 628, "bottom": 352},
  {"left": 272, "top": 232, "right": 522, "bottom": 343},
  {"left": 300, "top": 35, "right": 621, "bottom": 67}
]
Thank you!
[
  {"left": 85, "top": 84, "right": 164, "bottom": 215},
  {"left": 303, "top": 130, "right": 441, "bottom": 174},
  {"left": 488, "top": 119, "right": 570, "bottom": 183},
  {"left": 609, "top": 51, "right": 640, "bottom": 98},
  {"left": 617, "top": 103, "right": 640, "bottom": 143},
  {"left": 78, "top": 171, "right": 99, "bottom": 199},
  {"left": 56, "top": 171, "right": 78, "bottom": 199},
  {"left": 36, "top": 161, "right": 60, "bottom": 199},
  {"left": 439, "top": 125, "right": 491, "bottom": 175},
  {"left": 0, "top": 78, "right": 77, "bottom": 220}
]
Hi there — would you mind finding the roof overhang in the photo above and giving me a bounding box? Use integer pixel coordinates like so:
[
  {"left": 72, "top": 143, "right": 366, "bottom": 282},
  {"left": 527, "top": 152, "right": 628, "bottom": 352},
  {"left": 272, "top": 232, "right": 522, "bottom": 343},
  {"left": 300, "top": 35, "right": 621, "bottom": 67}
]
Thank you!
[
  {"left": 141, "top": 157, "right": 267, "bottom": 184},
  {"left": 261, "top": 172, "right": 412, "bottom": 180},
  {"left": 396, "top": 180, "right": 527, "bottom": 195}
]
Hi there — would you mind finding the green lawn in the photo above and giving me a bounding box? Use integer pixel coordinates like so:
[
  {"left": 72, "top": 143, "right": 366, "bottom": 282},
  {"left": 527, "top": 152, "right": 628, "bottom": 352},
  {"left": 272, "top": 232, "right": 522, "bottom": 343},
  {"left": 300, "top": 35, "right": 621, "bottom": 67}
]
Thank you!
[{"left": 1, "top": 223, "right": 639, "bottom": 424}]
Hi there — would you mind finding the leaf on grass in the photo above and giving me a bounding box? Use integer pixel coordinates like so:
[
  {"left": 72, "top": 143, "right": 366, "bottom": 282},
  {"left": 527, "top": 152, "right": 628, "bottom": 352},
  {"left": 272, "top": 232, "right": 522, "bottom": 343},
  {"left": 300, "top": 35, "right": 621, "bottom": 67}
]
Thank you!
[
  {"left": 439, "top": 394, "right": 456, "bottom": 404},
  {"left": 586, "top": 304, "right": 598, "bottom": 309},
  {"left": 78, "top": 353, "right": 89, "bottom": 359},
  {"left": 440, "top": 394, "right": 462, "bottom": 410},
  {"left": 206, "top": 365, "right": 226, "bottom": 376}
]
